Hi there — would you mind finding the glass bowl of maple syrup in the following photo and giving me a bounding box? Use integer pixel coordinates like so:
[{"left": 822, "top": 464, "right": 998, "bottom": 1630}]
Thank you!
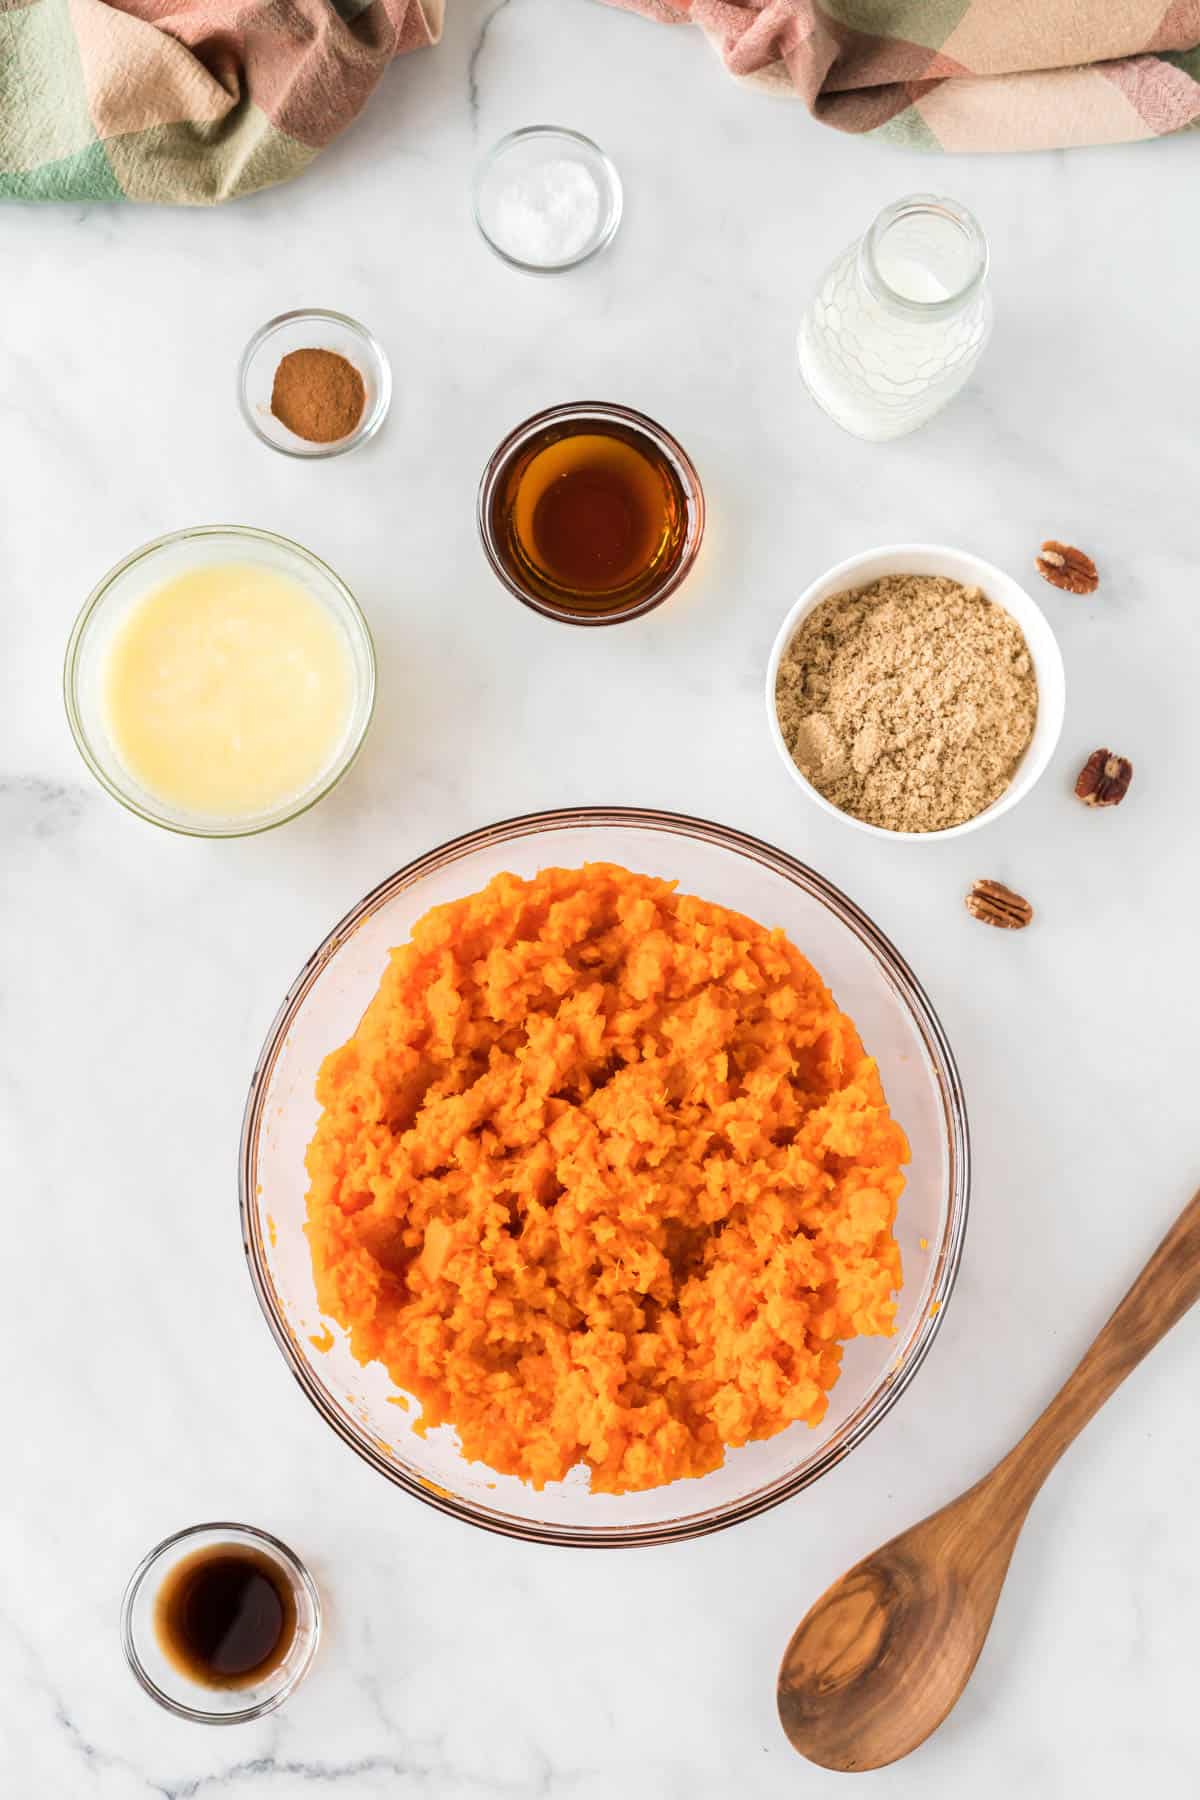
[
  {"left": 477, "top": 401, "right": 705, "bottom": 625},
  {"left": 121, "top": 1522, "right": 321, "bottom": 1722}
]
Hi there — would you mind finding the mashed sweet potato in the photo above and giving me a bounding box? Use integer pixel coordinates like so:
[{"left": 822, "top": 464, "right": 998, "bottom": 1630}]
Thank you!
[{"left": 304, "top": 864, "right": 908, "bottom": 1494}]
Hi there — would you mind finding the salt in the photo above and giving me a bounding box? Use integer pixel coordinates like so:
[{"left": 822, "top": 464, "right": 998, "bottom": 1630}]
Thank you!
[{"left": 490, "top": 157, "right": 602, "bottom": 267}]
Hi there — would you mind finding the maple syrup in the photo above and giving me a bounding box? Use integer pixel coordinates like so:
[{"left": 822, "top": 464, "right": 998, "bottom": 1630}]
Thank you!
[
  {"left": 154, "top": 1544, "right": 297, "bottom": 1690},
  {"left": 481, "top": 406, "right": 703, "bottom": 622}
]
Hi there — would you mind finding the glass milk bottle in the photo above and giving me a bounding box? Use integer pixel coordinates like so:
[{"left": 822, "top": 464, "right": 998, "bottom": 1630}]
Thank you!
[{"left": 797, "top": 195, "right": 992, "bottom": 442}]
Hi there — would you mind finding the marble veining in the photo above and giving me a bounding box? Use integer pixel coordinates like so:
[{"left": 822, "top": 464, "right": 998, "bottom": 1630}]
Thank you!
[
  {"left": 467, "top": 0, "right": 515, "bottom": 124},
  {"left": 3, "top": 0, "right": 1200, "bottom": 1795}
]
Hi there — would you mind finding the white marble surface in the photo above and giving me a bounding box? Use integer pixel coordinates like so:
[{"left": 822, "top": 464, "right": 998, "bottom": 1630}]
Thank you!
[{"left": 4, "top": 1, "right": 1200, "bottom": 1793}]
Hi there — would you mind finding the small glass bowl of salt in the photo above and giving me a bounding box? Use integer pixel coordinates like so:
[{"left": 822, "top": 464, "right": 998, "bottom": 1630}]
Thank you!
[{"left": 473, "top": 126, "right": 622, "bottom": 274}]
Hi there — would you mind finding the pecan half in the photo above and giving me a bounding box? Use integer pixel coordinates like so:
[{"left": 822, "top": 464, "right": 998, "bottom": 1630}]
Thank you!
[
  {"left": 965, "top": 879, "right": 1034, "bottom": 930},
  {"left": 1036, "top": 541, "right": 1099, "bottom": 594},
  {"left": 1075, "top": 749, "right": 1133, "bottom": 807}
]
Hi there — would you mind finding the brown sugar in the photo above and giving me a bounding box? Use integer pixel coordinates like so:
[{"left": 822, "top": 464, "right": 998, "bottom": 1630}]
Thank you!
[
  {"left": 775, "top": 574, "right": 1038, "bottom": 833},
  {"left": 270, "top": 348, "right": 365, "bottom": 444}
]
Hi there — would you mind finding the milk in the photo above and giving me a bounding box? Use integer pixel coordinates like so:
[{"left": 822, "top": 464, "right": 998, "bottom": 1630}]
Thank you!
[{"left": 797, "top": 196, "right": 993, "bottom": 442}]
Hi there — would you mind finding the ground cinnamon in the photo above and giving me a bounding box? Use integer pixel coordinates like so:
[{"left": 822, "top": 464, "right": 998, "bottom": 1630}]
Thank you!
[{"left": 270, "top": 348, "right": 365, "bottom": 444}]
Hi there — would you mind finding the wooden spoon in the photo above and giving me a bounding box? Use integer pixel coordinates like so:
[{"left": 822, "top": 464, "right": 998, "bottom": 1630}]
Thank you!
[{"left": 777, "top": 1187, "right": 1200, "bottom": 1772}]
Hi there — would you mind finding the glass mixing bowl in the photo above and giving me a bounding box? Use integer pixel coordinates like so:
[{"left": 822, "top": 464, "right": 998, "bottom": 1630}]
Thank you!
[{"left": 240, "top": 809, "right": 968, "bottom": 1546}]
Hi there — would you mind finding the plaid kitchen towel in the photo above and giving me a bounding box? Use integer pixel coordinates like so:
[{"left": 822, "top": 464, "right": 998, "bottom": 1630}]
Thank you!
[
  {"left": 3, "top": 1, "right": 1198, "bottom": 206},
  {"left": 607, "top": 0, "right": 1200, "bottom": 150},
  {"left": 0, "top": 0, "right": 441, "bottom": 203}
]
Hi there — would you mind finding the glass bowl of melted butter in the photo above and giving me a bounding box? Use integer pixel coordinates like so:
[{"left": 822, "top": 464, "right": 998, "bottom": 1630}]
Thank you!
[{"left": 64, "top": 525, "right": 376, "bottom": 837}]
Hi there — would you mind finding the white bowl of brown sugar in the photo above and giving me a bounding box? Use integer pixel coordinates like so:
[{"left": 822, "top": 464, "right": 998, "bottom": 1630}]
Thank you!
[{"left": 766, "top": 545, "right": 1066, "bottom": 840}]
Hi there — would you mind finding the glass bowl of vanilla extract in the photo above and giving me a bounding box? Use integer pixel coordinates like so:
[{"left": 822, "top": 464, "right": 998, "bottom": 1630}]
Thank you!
[
  {"left": 477, "top": 402, "right": 705, "bottom": 625},
  {"left": 121, "top": 1522, "right": 320, "bottom": 1722}
]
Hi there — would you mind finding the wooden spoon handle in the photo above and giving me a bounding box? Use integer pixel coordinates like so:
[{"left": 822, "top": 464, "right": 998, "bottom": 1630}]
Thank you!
[{"left": 995, "top": 1187, "right": 1200, "bottom": 1508}]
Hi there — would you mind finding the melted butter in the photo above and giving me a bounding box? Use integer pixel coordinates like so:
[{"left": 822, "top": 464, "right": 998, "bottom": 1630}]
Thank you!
[{"left": 104, "top": 562, "right": 352, "bottom": 818}]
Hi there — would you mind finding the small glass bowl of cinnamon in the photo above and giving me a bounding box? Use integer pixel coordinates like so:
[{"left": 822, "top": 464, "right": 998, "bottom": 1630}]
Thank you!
[{"left": 239, "top": 309, "right": 391, "bottom": 458}]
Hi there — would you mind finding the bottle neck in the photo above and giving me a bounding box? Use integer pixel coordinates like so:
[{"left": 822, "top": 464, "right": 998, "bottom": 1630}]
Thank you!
[{"left": 858, "top": 194, "right": 988, "bottom": 320}]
